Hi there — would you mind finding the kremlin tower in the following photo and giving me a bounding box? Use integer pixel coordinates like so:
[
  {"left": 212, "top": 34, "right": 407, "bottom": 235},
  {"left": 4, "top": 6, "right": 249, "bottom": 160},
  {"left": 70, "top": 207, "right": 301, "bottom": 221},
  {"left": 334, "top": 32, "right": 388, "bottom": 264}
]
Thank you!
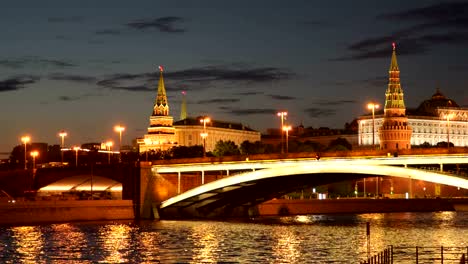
[
  {"left": 378, "top": 43, "right": 412, "bottom": 150},
  {"left": 139, "top": 66, "right": 177, "bottom": 152}
]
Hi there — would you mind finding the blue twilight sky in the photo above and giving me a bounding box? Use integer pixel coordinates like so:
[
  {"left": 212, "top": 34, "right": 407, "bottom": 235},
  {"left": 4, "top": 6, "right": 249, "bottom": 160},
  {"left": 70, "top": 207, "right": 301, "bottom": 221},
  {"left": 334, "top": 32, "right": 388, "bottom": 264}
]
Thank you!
[{"left": 1, "top": 0, "right": 468, "bottom": 153}]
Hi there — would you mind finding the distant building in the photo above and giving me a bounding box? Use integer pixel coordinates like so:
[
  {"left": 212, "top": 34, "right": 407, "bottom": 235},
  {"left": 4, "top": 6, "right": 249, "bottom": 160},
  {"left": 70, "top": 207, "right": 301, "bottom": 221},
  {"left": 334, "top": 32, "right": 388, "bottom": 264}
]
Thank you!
[
  {"left": 138, "top": 67, "right": 260, "bottom": 152},
  {"left": 174, "top": 118, "right": 260, "bottom": 152},
  {"left": 358, "top": 45, "right": 468, "bottom": 148}
]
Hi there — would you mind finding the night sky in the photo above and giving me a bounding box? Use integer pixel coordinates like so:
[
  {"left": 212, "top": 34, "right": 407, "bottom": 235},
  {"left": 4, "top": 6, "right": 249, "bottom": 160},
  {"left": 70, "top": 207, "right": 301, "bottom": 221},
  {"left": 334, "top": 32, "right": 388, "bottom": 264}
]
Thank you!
[{"left": 1, "top": 0, "right": 468, "bottom": 154}]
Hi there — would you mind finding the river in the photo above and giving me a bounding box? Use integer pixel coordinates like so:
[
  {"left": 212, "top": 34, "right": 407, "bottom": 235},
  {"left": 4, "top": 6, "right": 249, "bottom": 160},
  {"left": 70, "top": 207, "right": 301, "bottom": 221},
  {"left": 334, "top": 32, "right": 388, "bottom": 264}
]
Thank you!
[{"left": 1, "top": 212, "right": 467, "bottom": 263}]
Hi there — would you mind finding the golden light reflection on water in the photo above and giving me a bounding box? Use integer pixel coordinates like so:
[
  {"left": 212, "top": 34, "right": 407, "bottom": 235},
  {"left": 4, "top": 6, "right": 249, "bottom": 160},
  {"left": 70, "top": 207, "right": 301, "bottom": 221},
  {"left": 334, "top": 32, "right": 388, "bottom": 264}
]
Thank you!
[
  {"left": 11, "top": 226, "right": 44, "bottom": 263},
  {"left": 272, "top": 226, "right": 301, "bottom": 263},
  {"left": 50, "top": 224, "right": 85, "bottom": 261},
  {"left": 190, "top": 224, "right": 220, "bottom": 263},
  {"left": 99, "top": 224, "right": 132, "bottom": 263}
]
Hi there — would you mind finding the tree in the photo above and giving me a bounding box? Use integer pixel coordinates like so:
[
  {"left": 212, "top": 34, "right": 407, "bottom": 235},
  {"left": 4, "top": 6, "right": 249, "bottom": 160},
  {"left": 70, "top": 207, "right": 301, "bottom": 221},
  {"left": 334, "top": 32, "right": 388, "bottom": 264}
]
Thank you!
[
  {"left": 240, "top": 141, "right": 267, "bottom": 155},
  {"left": 170, "top": 145, "right": 204, "bottom": 159},
  {"left": 327, "top": 137, "right": 352, "bottom": 151},
  {"left": 213, "top": 140, "right": 240, "bottom": 157}
]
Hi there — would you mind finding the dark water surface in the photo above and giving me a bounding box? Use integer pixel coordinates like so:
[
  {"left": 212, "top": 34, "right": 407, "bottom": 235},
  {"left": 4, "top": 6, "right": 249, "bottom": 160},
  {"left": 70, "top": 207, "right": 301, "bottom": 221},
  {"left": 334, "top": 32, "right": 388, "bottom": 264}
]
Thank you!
[{"left": 1, "top": 212, "right": 467, "bottom": 263}]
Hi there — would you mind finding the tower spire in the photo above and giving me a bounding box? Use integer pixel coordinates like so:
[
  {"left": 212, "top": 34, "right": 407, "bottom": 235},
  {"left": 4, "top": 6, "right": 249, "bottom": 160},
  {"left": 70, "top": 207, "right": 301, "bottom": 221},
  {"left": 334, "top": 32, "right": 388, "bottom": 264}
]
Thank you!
[
  {"left": 384, "top": 43, "right": 405, "bottom": 111},
  {"left": 180, "top": 91, "right": 187, "bottom": 120},
  {"left": 378, "top": 43, "right": 412, "bottom": 150},
  {"left": 153, "top": 66, "right": 169, "bottom": 116}
]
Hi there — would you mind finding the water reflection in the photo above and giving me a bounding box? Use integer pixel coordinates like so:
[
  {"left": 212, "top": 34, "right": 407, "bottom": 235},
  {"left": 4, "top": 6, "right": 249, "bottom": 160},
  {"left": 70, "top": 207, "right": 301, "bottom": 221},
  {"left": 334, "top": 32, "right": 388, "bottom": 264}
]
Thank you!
[
  {"left": 99, "top": 224, "right": 132, "bottom": 263},
  {"left": 272, "top": 226, "right": 301, "bottom": 263},
  {"left": 0, "top": 212, "right": 466, "bottom": 263},
  {"left": 49, "top": 224, "right": 86, "bottom": 262},
  {"left": 190, "top": 223, "right": 220, "bottom": 263},
  {"left": 11, "top": 226, "right": 44, "bottom": 263}
]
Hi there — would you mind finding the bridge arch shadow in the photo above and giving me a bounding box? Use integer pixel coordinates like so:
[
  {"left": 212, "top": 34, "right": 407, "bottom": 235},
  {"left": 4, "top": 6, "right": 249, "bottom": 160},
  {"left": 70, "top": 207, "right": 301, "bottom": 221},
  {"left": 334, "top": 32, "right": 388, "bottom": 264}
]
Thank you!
[{"left": 159, "top": 164, "right": 468, "bottom": 219}]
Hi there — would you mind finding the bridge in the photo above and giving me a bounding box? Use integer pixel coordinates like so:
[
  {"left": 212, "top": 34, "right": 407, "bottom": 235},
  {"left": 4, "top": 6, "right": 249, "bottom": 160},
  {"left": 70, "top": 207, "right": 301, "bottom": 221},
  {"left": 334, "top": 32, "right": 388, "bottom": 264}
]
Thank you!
[{"left": 139, "top": 154, "right": 468, "bottom": 219}]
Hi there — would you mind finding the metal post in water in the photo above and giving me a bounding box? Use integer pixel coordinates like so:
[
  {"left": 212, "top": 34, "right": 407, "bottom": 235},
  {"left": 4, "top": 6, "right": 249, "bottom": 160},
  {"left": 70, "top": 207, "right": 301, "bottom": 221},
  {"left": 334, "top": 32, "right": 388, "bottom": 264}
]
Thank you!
[
  {"left": 416, "top": 246, "right": 418, "bottom": 264},
  {"left": 367, "top": 222, "right": 370, "bottom": 260},
  {"left": 441, "top": 246, "right": 443, "bottom": 264}
]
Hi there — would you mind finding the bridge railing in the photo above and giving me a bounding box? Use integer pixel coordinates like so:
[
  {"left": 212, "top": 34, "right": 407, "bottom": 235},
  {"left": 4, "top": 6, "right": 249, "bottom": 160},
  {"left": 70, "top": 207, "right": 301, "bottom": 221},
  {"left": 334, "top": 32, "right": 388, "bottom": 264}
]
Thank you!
[{"left": 361, "top": 246, "right": 468, "bottom": 263}]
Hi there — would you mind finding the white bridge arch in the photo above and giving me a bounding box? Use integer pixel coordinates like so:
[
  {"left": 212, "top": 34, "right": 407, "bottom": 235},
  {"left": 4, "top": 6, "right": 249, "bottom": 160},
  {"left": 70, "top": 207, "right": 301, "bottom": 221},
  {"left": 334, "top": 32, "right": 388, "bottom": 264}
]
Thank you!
[{"left": 159, "top": 161, "right": 468, "bottom": 218}]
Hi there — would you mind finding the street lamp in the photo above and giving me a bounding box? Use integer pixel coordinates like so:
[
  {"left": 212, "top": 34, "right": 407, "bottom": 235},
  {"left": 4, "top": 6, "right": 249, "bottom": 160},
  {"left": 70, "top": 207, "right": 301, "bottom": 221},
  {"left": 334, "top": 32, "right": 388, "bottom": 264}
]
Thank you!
[
  {"left": 200, "top": 116, "right": 210, "bottom": 157},
  {"left": 58, "top": 130, "right": 67, "bottom": 163},
  {"left": 21, "top": 136, "right": 31, "bottom": 170},
  {"left": 30, "top": 150, "right": 38, "bottom": 170},
  {"left": 277, "top": 111, "right": 288, "bottom": 154},
  {"left": 106, "top": 141, "right": 113, "bottom": 164},
  {"left": 443, "top": 113, "right": 454, "bottom": 149},
  {"left": 73, "top": 146, "right": 81, "bottom": 167},
  {"left": 114, "top": 124, "right": 125, "bottom": 162},
  {"left": 282, "top": 125, "right": 292, "bottom": 153},
  {"left": 367, "top": 103, "right": 379, "bottom": 149},
  {"left": 30, "top": 150, "right": 39, "bottom": 189}
]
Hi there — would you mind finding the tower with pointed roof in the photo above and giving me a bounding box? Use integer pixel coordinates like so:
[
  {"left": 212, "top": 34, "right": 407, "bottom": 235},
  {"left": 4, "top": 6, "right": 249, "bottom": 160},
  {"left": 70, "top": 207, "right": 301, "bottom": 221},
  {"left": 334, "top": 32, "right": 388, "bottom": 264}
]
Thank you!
[
  {"left": 139, "top": 66, "right": 177, "bottom": 151},
  {"left": 180, "top": 91, "right": 187, "bottom": 120},
  {"left": 378, "top": 43, "right": 412, "bottom": 150}
]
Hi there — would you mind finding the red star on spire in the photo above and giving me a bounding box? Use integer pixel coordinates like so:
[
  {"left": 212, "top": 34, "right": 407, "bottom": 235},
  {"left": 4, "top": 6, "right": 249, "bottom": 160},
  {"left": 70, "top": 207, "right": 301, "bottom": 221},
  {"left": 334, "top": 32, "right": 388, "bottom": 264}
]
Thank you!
[{"left": 158, "top": 65, "right": 164, "bottom": 72}]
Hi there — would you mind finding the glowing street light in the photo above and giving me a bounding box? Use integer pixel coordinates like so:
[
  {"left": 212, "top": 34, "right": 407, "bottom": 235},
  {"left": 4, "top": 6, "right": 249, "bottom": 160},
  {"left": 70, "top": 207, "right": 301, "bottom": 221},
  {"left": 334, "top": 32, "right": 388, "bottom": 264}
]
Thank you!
[
  {"left": 58, "top": 130, "right": 67, "bottom": 163},
  {"left": 106, "top": 141, "right": 113, "bottom": 164},
  {"left": 114, "top": 124, "right": 125, "bottom": 150},
  {"left": 443, "top": 113, "right": 455, "bottom": 149},
  {"left": 282, "top": 125, "right": 292, "bottom": 154},
  {"left": 73, "top": 146, "right": 81, "bottom": 167},
  {"left": 200, "top": 116, "right": 210, "bottom": 157},
  {"left": 21, "top": 136, "right": 31, "bottom": 170},
  {"left": 30, "top": 150, "right": 38, "bottom": 170},
  {"left": 367, "top": 103, "right": 379, "bottom": 149},
  {"left": 30, "top": 150, "right": 39, "bottom": 188},
  {"left": 277, "top": 111, "right": 288, "bottom": 154}
]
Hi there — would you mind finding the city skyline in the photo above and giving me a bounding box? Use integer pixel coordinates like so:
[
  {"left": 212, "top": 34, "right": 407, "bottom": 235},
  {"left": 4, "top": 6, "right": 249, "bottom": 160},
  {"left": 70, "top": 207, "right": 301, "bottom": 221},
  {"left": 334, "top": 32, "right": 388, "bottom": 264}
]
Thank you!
[{"left": 1, "top": 0, "right": 468, "bottom": 153}]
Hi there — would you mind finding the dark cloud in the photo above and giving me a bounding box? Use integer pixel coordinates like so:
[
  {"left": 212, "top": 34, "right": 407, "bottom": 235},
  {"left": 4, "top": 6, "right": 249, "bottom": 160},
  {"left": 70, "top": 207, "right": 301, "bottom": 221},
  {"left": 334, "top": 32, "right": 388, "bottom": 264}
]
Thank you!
[
  {"left": 378, "top": 2, "right": 468, "bottom": 22},
  {"left": 58, "top": 95, "right": 80, "bottom": 101},
  {"left": 0, "top": 57, "right": 75, "bottom": 69},
  {"left": 126, "top": 16, "right": 186, "bottom": 33},
  {"left": 0, "top": 75, "right": 40, "bottom": 92},
  {"left": 48, "top": 16, "right": 84, "bottom": 23},
  {"left": 167, "top": 65, "right": 293, "bottom": 84},
  {"left": 96, "top": 64, "right": 293, "bottom": 93},
  {"left": 304, "top": 107, "right": 337, "bottom": 118},
  {"left": 220, "top": 106, "right": 277, "bottom": 116},
  {"left": 49, "top": 73, "right": 97, "bottom": 83},
  {"left": 337, "top": 2, "right": 468, "bottom": 61},
  {"left": 311, "top": 99, "right": 356, "bottom": 106},
  {"left": 95, "top": 29, "right": 121, "bottom": 35},
  {"left": 197, "top": 98, "right": 240, "bottom": 104},
  {"left": 234, "top": 91, "right": 264, "bottom": 96},
  {"left": 268, "top": 94, "right": 296, "bottom": 100}
]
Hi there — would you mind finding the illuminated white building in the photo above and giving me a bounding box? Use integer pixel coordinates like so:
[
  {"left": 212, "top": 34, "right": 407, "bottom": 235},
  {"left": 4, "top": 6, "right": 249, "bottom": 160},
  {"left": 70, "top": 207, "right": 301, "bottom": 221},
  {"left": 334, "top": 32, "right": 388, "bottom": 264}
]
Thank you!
[
  {"left": 174, "top": 118, "right": 261, "bottom": 152},
  {"left": 359, "top": 89, "right": 468, "bottom": 147}
]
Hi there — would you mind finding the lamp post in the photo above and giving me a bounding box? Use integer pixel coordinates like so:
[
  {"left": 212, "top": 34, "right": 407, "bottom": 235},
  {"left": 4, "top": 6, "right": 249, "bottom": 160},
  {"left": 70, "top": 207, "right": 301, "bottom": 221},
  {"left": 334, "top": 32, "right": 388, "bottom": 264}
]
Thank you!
[
  {"left": 58, "top": 130, "right": 67, "bottom": 163},
  {"left": 114, "top": 125, "right": 125, "bottom": 162},
  {"left": 277, "top": 111, "right": 288, "bottom": 154},
  {"left": 106, "top": 141, "right": 113, "bottom": 164},
  {"left": 200, "top": 116, "right": 210, "bottom": 157},
  {"left": 21, "top": 136, "right": 30, "bottom": 170},
  {"left": 444, "top": 113, "right": 454, "bottom": 149},
  {"left": 30, "top": 150, "right": 38, "bottom": 189},
  {"left": 282, "top": 125, "right": 292, "bottom": 154},
  {"left": 73, "top": 146, "right": 80, "bottom": 167},
  {"left": 367, "top": 103, "right": 379, "bottom": 148},
  {"left": 30, "top": 150, "right": 38, "bottom": 171}
]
